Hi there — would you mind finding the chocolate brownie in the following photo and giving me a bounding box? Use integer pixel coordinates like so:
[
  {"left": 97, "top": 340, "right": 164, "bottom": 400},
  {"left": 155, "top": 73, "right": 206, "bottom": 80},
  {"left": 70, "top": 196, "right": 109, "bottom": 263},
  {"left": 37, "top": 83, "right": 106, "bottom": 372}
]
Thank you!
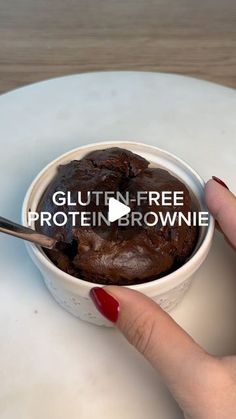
[{"left": 36, "top": 147, "right": 198, "bottom": 285}]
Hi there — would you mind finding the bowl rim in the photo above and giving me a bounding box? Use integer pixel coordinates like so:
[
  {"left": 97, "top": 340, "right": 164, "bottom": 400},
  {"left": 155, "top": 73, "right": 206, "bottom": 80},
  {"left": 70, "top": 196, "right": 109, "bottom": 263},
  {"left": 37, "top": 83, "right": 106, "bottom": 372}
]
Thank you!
[{"left": 22, "top": 141, "right": 215, "bottom": 291}]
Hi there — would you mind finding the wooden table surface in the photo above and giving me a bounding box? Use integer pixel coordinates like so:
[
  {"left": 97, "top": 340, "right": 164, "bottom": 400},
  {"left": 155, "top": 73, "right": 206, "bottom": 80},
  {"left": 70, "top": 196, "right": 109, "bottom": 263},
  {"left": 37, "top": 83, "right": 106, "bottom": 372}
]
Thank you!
[{"left": 0, "top": 0, "right": 236, "bottom": 94}]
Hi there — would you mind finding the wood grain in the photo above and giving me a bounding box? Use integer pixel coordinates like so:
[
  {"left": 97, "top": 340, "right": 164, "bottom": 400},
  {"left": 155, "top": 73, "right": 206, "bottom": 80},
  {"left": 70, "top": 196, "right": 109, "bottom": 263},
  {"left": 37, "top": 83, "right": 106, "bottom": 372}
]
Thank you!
[{"left": 0, "top": 0, "right": 236, "bottom": 94}]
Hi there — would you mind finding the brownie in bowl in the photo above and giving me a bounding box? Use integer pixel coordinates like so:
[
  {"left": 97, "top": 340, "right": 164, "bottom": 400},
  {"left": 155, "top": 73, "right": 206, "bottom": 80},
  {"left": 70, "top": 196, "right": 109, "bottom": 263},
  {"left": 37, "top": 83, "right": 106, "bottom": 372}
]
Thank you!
[{"left": 36, "top": 147, "right": 198, "bottom": 285}]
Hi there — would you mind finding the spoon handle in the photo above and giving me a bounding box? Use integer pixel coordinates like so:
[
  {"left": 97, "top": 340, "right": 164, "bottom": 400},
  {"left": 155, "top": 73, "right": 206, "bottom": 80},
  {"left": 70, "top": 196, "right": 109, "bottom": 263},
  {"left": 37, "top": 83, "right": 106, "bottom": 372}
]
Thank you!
[{"left": 0, "top": 216, "right": 57, "bottom": 249}]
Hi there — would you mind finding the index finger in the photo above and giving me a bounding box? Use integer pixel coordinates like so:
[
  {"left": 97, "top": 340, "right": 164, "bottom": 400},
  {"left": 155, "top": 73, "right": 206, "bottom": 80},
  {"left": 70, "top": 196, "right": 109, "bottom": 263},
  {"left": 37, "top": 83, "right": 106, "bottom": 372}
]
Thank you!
[{"left": 205, "top": 179, "right": 236, "bottom": 248}]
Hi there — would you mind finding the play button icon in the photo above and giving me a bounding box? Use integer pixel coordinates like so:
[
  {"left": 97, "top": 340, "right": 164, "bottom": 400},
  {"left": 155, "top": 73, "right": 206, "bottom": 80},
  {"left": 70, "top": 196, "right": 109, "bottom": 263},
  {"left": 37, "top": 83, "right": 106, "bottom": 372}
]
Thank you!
[{"left": 108, "top": 198, "right": 131, "bottom": 222}]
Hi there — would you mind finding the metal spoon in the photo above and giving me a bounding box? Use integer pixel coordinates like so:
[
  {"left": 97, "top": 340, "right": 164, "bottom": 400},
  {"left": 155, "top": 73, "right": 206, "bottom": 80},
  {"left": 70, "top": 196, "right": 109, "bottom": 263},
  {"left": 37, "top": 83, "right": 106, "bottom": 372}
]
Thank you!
[{"left": 0, "top": 216, "right": 57, "bottom": 249}]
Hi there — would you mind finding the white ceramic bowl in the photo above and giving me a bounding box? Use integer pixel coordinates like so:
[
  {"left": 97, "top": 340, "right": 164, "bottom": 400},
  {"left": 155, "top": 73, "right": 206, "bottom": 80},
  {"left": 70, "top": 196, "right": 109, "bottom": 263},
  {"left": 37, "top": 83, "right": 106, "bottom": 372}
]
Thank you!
[{"left": 22, "top": 141, "right": 214, "bottom": 326}]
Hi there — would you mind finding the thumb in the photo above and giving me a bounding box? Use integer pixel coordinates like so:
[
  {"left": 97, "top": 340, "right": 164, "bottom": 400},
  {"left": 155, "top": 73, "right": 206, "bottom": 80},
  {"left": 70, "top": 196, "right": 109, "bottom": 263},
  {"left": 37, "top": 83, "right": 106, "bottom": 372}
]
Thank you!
[{"left": 90, "top": 286, "right": 212, "bottom": 407}]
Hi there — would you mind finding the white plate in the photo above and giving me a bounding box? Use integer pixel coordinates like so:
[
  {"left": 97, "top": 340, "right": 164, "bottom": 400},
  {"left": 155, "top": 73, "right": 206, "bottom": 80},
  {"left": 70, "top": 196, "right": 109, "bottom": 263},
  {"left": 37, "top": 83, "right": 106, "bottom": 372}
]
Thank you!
[{"left": 0, "top": 72, "right": 236, "bottom": 419}]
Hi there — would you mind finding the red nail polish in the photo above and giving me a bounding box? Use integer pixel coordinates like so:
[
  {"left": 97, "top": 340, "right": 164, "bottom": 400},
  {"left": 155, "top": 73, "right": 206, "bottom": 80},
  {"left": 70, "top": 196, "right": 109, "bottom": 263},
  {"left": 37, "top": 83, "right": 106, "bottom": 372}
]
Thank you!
[
  {"left": 212, "top": 176, "right": 229, "bottom": 190},
  {"left": 90, "top": 287, "right": 119, "bottom": 323}
]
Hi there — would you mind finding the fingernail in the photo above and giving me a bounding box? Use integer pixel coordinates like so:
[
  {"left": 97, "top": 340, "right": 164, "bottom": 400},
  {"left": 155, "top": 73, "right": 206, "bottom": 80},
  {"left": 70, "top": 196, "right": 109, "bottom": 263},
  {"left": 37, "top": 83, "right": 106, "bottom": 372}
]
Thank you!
[
  {"left": 89, "top": 287, "right": 119, "bottom": 323},
  {"left": 212, "top": 176, "right": 229, "bottom": 190}
]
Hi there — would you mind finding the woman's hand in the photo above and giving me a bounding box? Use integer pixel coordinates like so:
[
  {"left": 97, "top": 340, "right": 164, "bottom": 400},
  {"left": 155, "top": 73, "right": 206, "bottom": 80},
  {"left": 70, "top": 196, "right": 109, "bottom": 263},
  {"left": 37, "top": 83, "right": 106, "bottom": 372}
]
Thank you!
[{"left": 90, "top": 178, "right": 236, "bottom": 419}]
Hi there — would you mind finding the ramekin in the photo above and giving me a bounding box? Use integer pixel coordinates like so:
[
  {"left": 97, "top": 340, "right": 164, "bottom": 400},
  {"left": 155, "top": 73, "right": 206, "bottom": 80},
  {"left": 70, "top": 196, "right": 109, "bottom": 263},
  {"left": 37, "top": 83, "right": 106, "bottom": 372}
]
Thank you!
[{"left": 22, "top": 141, "right": 214, "bottom": 326}]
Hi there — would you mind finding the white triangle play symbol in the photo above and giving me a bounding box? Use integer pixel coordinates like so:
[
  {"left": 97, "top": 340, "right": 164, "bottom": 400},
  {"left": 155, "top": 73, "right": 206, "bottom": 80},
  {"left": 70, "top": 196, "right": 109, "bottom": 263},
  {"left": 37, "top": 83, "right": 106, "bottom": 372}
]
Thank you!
[{"left": 108, "top": 198, "right": 131, "bottom": 222}]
